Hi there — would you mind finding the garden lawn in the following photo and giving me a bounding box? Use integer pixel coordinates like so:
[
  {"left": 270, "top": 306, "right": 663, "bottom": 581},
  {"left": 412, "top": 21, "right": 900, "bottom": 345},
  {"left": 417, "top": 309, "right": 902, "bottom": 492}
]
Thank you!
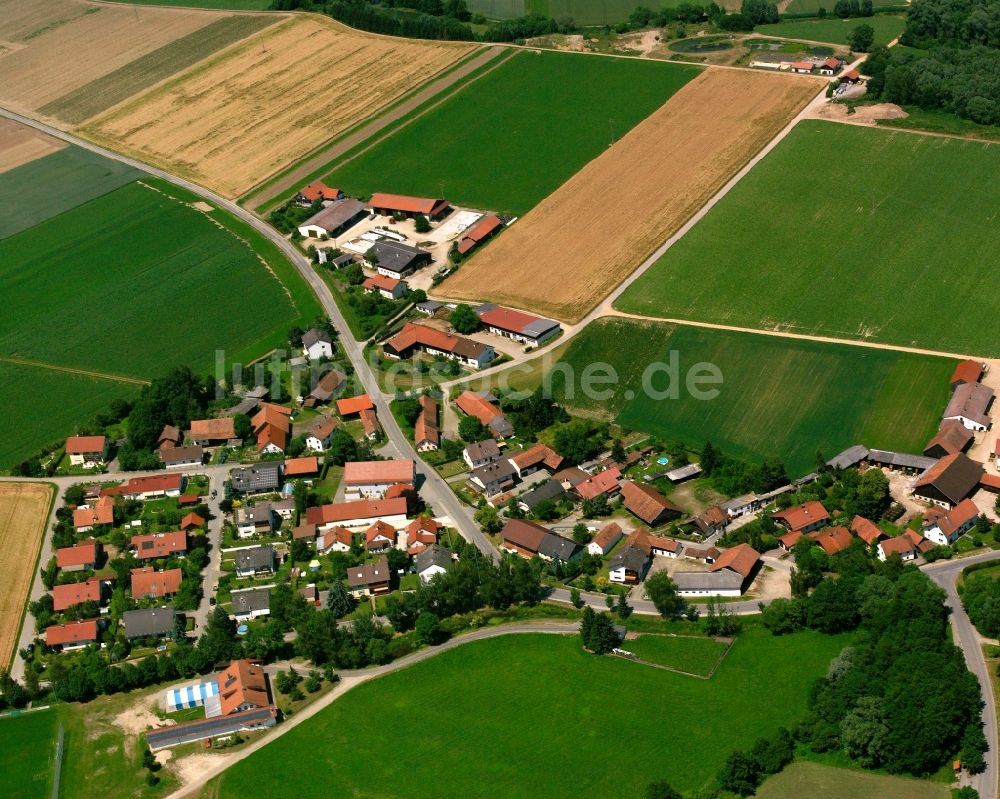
[
  {"left": 323, "top": 50, "right": 699, "bottom": 214},
  {"left": 213, "top": 628, "right": 848, "bottom": 798},
  {"left": 756, "top": 761, "right": 948, "bottom": 798},
  {"left": 543, "top": 318, "right": 953, "bottom": 475},
  {"left": 625, "top": 634, "right": 729, "bottom": 675},
  {"left": 755, "top": 15, "right": 905, "bottom": 46},
  {"left": 0, "top": 144, "right": 138, "bottom": 239},
  {"left": 0, "top": 709, "right": 58, "bottom": 799},
  {"left": 615, "top": 121, "right": 1000, "bottom": 357},
  {"left": 0, "top": 361, "right": 137, "bottom": 468},
  {"left": 0, "top": 179, "right": 316, "bottom": 379}
]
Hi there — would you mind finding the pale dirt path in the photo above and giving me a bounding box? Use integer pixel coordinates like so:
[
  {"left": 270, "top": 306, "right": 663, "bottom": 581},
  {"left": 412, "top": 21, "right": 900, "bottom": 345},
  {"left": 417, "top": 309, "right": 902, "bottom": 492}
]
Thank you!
[
  {"left": 244, "top": 46, "right": 511, "bottom": 212},
  {"left": 0, "top": 355, "right": 151, "bottom": 385},
  {"left": 165, "top": 622, "right": 579, "bottom": 799}
]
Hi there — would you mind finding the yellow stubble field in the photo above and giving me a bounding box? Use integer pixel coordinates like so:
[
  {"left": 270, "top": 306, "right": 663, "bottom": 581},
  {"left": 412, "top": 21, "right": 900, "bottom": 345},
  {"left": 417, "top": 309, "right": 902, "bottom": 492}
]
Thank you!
[
  {"left": 0, "top": 483, "right": 53, "bottom": 670},
  {"left": 81, "top": 15, "right": 475, "bottom": 198},
  {"left": 438, "top": 69, "right": 822, "bottom": 322},
  {"left": 0, "top": 0, "right": 231, "bottom": 118}
]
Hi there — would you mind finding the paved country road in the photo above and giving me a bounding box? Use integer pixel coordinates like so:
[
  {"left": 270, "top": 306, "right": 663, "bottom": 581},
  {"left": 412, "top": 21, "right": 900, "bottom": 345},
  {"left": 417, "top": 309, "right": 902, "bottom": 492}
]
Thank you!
[
  {"left": 164, "top": 621, "right": 579, "bottom": 799},
  {"left": 923, "top": 549, "right": 1000, "bottom": 799}
]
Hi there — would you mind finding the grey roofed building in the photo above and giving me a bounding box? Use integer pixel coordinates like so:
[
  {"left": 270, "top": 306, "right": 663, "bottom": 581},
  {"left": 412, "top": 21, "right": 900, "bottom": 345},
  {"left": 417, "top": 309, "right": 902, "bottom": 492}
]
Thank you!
[
  {"left": 415, "top": 300, "right": 443, "bottom": 315},
  {"left": 302, "top": 328, "right": 333, "bottom": 351},
  {"left": 299, "top": 198, "right": 368, "bottom": 237},
  {"left": 366, "top": 240, "right": 432, "bottom": 277},
  {"left": 867, "top": 449, "right": 937, "bottom": 471},
  {"left": 942, "top": 381, "right": 994, "bottom": 429},
  {"left": 827, "top": 445, "right": 869, "bottom": 470},
  {"left": 517, "top": 480, "right": 566, "bottom": 511},
  {"left": 232, "top": 587, "right": 271, "bottom": 617},
  {"left": 470, "top": 458, "right": 518, "bottom": 493},
  {"left": 672, "top": 570, "right": 745, "bottom": 594},
  {"left": 331, "top": 253, "right": 355, "bottom": 269},
  {"left": 225, "top": 386, "right": 268, "bottom": 417},
  {"left": 235, "top": 545, "right": 275, "bottom": 575},
  {"left": 664, "top": 463, "right": 702, "bottom": 482},
  {"left": 464, "top": 438, "right": 500, "bottom": 464},
  {"left": 159, "top": 445, "right": 204, "bottom": 467},
  {"left": 536, "top": 532, "right": 580, "bottom": 562},
  {"left": 488, "top": 415, "right": 515, "bottom": 439},
  {"left": 610, "top": 543, "right": 650, "bottom": 574},
  {"left": 231, "top": 464, "right": 282, "bottom": 495},
  {"left": 123, "top": 607, "right": 176, "bottom": 639},
  {"left": 415, "top": 543, "right": 453, "bottom": 573},
  {"left": 146, "top": 706, "right": 276, "bottom": 751}
]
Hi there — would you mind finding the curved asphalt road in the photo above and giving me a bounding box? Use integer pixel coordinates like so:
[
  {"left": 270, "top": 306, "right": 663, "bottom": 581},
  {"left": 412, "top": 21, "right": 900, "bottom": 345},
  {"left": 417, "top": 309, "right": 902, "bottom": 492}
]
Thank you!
[{"left": 0, "top": 107, "right": 494, "bottom": 562}]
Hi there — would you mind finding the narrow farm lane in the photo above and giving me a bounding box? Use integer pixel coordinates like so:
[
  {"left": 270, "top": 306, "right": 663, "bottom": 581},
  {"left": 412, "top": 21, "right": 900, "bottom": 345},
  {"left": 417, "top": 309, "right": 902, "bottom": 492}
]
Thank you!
[
  {"left": 164, "top": 621, "right": 579, "bottom": 799},
  {"left": 923, "top": 550, "right": 1000, "bottom": 799}
]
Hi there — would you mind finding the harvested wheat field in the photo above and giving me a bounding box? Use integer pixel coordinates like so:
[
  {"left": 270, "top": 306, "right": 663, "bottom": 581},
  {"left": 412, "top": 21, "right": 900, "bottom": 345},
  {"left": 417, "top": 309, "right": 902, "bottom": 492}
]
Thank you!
[
  {"left": 0, "top": 483, "right": 52, "bottom": 669},
  {"left": 0, "top": 118, "right": 66, "bottom": 173},
  {"left": 82, "top": 16, "right": 474, "bottom": 198},
  {"left": 438, "top": 69, "right": 821, "bottom": 322},
  {"left": 0, "top": 0, "right": 233, "bottom": 120}
]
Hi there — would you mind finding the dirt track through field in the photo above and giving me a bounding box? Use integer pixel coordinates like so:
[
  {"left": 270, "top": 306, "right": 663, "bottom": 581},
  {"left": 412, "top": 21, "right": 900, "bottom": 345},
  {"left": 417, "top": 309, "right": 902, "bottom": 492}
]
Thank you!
[
  {"left": 0, "top": 356, "right": 151, "bottom": 385},
  {"left": 0, "top": 483, "right": 52, "bottom": 670},
  {"left": 0, "top": 118, "right": 65, "bottom": 173},
  {"left": 437, "top": 68, "right": 822, "bottom": 322},
  {"left": 0, "top": 0, "right": 230, "bottom": 119},
  {"left": 82, "top": 15, "right": 473, "bottom": 198}
]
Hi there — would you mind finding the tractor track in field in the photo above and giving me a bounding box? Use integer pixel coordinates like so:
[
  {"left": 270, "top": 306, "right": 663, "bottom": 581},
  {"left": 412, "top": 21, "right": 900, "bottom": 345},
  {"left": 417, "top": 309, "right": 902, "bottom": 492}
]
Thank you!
[{"left": 0, "top": 356, "right": 150, "bottom": 385}]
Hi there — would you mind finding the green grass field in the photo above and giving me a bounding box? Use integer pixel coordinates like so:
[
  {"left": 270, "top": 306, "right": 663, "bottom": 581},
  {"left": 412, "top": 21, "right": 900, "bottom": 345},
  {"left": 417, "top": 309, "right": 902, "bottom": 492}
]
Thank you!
[
  {"left": 0, "top": 362, "right": 137, "bottom": 468},
  {"left": 625, "top": 634, "right": 730, "bottom": 675},
  {"left": 0, "top": 180, "right": 312, "bottom": 379},
  {"left": 755, "top": 14, "right": 905, "bottom": 45},
  {"left": 212, "top": 628, "right": 848, "bottom": 797},
  {"left": 542, "top": 318, "right": 953, "bottom": 474},
  {"left": 0, "top": 145, "right": 138, "bottom": 239},
  {"left": 0, "top": 709, "right": 58, "bottom": 799},
  {"left": 756, "top": 761, "right": 949, "bottom": 798},
  {"left": 615, "top": 121, "right": 1000, "bottom": 357},
  {"left": 322, "top": 50, "right": 699, "bottom": 214},
  {"left": 39, "top": 16, "right": 276, "bottom": 124}
]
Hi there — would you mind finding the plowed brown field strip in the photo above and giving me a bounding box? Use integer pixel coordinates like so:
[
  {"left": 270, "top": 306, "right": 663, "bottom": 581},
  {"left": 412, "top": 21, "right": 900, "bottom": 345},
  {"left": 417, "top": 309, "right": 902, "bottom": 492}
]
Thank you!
[
  {"left": 0, "top": 483, "right": 52, "bottom": 670},
  {"left": 0, "top": 118, "right": 65, "bottom": 173},
  {"left": 0, "top": 0, "right": 230, "bottom": 119},
  {"left": 81, "top": 15, "right": 473, "bottom": 198},
  {"left": 438, "top": 69, "right": 821, "bottom": 322}
]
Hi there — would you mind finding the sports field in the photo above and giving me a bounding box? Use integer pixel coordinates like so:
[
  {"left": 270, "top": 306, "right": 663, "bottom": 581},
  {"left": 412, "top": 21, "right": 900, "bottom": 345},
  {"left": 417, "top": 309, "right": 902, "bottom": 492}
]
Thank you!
[
  {"left": 625, "top": 634, "right": 729, "bottom": 675},
  {"left": 542, "top": 318, "right": 952, "bottom": 474},
  {"left": 211, "top": 628, "right": 848, "bottom": 797},
  {"left": 756, "top": 761, "right": 948, "bottom": 798},
  {"left": 439, "top": 69, "right": 820, "bottom": 321},
  {"left": 616, "top": 121, "right": 1000, "bottom": 357},
  {"left": 0, "top": 709, "right": 59, "bottom": 799},
  {"left": 39, "top": 15, "right": 278, "bottom": 125},
  {"left": 0, "top": 141, "right": 139, "bottom": 239},
  {"left": 0, "top": 0, "right": 237, "bottom": 119},
  {"left": 755, "top": 15, "right": 905, "bottom": 45},
  {"left": 82, "top": 16, "right": 472, "bottom": 197},
  {"left": 0, "top": 484, "right": 53, "bottom": 669},
  {"left": 322, "top": 50, "right": 699, "bottom": 214}
]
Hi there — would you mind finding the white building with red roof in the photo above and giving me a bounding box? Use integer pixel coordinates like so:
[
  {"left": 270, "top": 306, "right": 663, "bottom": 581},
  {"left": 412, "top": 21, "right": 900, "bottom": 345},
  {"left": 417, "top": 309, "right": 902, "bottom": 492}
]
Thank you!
[
  {"left": 475, "top": 304, "right": 562, "bottom": 347},
  {"left": 65, "top": 435, "right": 109, "bottom": 467}
]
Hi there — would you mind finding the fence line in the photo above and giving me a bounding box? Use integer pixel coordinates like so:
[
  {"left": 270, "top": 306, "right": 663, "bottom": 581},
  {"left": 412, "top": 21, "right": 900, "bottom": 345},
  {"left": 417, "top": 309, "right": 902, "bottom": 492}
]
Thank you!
[{"left": 51, "top": 722, "right": 65, "bottom": 799}]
